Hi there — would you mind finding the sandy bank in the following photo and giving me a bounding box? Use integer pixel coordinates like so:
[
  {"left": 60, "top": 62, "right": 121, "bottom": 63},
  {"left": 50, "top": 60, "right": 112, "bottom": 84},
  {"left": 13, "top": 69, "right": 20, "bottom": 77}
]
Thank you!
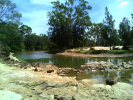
[{"left": 56, "top": 52, "right": 132, "bottom": 57}]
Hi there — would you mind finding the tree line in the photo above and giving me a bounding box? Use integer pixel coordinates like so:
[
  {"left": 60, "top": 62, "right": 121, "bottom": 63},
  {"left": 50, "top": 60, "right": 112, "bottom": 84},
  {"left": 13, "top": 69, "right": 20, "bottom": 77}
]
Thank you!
[
  {"left": 48, "top": 0, "right": 133, "bottom": 52},
  {"left": 0, "top": 0, "right": 133, "bottom": 53},
  {"left": 0, "top": 0, "right": 49, "bottom": 52}
]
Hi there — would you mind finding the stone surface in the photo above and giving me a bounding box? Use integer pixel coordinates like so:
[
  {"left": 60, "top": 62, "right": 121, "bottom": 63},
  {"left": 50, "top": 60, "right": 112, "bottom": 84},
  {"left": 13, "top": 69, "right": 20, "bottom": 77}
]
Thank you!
[{"left": 0, "top": 90, "right": 23, "bottom": 100}]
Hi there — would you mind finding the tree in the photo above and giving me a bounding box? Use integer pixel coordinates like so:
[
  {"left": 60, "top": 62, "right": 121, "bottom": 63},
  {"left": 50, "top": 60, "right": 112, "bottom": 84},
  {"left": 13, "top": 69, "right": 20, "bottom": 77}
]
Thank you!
[
  {"left": 103, "top": 7, "right": 115, "bottom": 50},
  {"left": 0, "top": 0, "right": 23, "bottom": 52},
  {"left": 87, "top": 23, "right": 103, "bottom": 46},
  {"left": 47, "top": 0, "right": 92, "bottom": 52},
  {"left": 0, "top": 23, "right": 24, "bottom": 51},
  {"left": 118, "top": 17, "right": 132, "bottom": 49},
  {"left": 0, "top": 0, "right": 22, "bottom": 25}
]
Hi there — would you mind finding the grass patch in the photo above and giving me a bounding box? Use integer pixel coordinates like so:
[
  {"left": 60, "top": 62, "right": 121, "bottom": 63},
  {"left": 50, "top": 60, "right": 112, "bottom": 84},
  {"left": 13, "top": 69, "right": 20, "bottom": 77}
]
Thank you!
[
  {"left": 108, "top": 50, "right": 133, "bottom": 54},
  {"left": 18, "top": 58, "right": 27, "bottom": 63},
  {"left": 75, "top": 51, "right": 81, "bottom": 53},
  {"left": 90, "top": 50, "right": 109, "bottom": 54},
  {"left": 67, "top": 50, "right": 72, "bottom": 52}
]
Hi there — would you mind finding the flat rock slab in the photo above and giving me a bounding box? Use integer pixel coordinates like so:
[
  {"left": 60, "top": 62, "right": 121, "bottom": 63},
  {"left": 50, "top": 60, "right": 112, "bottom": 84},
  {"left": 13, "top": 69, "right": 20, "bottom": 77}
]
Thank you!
[{"left": 0, "top": 90, "right": 23, "bottom": 100}]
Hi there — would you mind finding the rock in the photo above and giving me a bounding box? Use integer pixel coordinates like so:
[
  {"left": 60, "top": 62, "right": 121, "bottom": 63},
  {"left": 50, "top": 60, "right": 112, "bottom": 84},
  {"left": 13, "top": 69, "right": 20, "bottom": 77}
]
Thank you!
[
  {"left": 92, "top": 84, "right": 105, "bottom": 89},
  {"left": 55, "top": 83, "right": 66, "bottom": 88},
  {"left": 112, "top": 82, "right": 133, "bottom": 90},
  {"left": 38, "top": 83, "right": 48, "bottom": 90},
  {"left": 29, "top": 82, "right": 37, "bottom": 86},
  {"left": 0, "top": 90, "right": 23, "bottom": 100},
  {"left": 128, "top": 79, "right": 133, "bottom": 84},
  {"left": 106, "top": 77, "right": 118, "bottom": 85},
  {"left": 123, "top": 64, "right": 130, "bottom": 69},
  {"left": 31, "top": 62, "right": 40, "bottom": 67},
  {"left": 47, "top": 82, "right": 57, "bottom": 87},
  {"left": 34, "top": 67, "right": 41, "bottom": 71},
  {"left": 37, "top": 80, "right": 46, "bottom": 85},
  {"left": 44, "top": 65, "right": 59, "bottom": 74}
]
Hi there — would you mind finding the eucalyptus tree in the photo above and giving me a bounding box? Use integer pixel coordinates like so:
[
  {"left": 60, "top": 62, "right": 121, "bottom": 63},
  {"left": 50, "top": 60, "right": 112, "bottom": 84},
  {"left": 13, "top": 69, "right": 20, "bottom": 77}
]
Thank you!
[
  {"left": 0, "top": 0, "right": 23, "bottom": 52},
  {"left": 103, "top": 7, "right": 116, "bottom": 50},
  {"left": 119, "top": 17, "right": 132, "bottom": 49},
  {"left": 47, "top": 0, "right": 92, "bottom": 51},
  {"left": 0, "top": 0, "right": 22, "bottom": 24},
  {"left": 88, "top": 23, "right": 104, "bottom": 46}
]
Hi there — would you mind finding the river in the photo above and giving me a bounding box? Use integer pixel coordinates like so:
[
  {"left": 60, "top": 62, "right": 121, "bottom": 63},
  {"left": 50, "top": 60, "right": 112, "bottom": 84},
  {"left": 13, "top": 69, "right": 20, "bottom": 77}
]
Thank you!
[{"left": 14, "top": 51, "right": 133, "bottom": 84}]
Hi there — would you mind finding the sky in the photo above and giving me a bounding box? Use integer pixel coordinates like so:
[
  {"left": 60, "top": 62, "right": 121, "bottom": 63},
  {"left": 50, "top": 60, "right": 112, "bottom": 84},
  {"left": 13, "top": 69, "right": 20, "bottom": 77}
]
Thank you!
[{"left": 12, "top": 0, "right": 133, "bottom": 35}]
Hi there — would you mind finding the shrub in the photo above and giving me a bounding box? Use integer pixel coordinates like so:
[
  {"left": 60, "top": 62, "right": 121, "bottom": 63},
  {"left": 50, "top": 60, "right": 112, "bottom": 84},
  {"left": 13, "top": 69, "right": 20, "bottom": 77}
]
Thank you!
[
  {"left": 75, "top": 51, "right": 81, "bottom": 53},
  {"left": 90, "top": 47, "right": 95, "bottom": 50},
  {"left": 67, "top": 50, "right": 72, "bottom": 52}
]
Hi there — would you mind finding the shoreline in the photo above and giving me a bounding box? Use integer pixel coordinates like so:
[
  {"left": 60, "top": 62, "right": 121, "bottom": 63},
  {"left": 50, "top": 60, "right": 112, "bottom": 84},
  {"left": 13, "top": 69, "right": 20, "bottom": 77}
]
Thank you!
[
  {"left": 56, "top": 52, "right": 133, "bottom": 58},
  {"left": 1, "top": 62, "right": 133, "bottom": 100}
]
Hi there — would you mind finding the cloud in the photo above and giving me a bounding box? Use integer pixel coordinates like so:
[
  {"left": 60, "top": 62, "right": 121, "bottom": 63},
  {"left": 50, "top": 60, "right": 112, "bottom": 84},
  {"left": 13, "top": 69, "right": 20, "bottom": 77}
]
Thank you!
[{"left": 118, "top": 1, "right": 128, "bottom": 7}]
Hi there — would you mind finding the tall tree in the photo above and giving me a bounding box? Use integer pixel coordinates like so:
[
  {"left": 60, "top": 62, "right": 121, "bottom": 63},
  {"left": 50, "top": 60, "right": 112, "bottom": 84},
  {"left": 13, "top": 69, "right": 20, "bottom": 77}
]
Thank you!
[
  {"left": 47, "top": 0, "right": 92, "bottom": 52},
  {"left": 0, "top": 0, "right": 23, "bottom": 52},
  {"left": 0, "top": 0, "right": 22, "bottom": 25},
  {"left": 87, "top": 23, "right": 103, "bottom": 46},
  {"left": 103, "top": 7, "right": 115, "bottom": 50},
  {"left": 118, "top": 17, "right": 132, "bottom": 49}
]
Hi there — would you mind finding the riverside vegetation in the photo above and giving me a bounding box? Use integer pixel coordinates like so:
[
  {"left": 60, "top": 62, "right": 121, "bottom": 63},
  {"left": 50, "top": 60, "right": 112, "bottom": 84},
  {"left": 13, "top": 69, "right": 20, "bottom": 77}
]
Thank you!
[{"left": 0, "top": 0, "right": 133, "bottom": 53}]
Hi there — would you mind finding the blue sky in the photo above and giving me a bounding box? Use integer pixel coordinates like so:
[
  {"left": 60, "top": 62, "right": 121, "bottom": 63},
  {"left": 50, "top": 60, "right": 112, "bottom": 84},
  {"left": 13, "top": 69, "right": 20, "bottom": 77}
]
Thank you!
[{"left": 13, "top": 0, "right": 133, "bottom": 35}]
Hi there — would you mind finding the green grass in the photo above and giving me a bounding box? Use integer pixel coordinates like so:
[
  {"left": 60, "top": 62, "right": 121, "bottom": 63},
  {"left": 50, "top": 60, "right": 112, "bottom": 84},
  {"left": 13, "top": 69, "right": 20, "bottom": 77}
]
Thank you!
[
  {"left": 18, "top": 58, "right": 27, "bottom": 63},
  {"left": 75, "top": 51, "right": 81, "bottom": 53},
  {"left": 108, "top": 50, "right": 133, "bottom": 54},
  {"left": 67, "top": 50, "right": 72, "bottom": 52}
]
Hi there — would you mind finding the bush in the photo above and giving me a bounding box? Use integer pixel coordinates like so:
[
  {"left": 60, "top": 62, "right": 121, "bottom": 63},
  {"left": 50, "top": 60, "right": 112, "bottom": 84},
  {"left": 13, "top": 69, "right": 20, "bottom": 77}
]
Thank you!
[
  {"left": 75, "top": 51, "right": 81, "bottom": 53},
  {"left": 90, "top": 47, "right": 95, "bottom": 50},
  {"left": 108, "top": 50, "right": 127, "bottom": 54},
  {"left": 84, "top": 50, "right": 91, "bottom": 54},
  {"left": 67, "top": 50, "right": 72, "bottom": 52}
]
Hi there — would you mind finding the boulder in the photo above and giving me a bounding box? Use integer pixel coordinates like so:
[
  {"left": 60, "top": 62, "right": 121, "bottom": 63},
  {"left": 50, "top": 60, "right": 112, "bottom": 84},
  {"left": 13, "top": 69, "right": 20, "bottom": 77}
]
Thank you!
[
  {"left": 44, "top": 65, "right": 59, "bottom": 74},
  {"left": 105, "top": 77, "right": 118, "bottom": 85}
]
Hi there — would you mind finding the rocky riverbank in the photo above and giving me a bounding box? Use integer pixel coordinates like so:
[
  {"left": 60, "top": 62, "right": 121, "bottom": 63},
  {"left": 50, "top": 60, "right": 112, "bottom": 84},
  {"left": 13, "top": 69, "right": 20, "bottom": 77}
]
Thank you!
[
  {"left": 0, "top": 42, "right": 133, "bottom": 100},
  {"left": 1, "top": 62, "right": 133, "bottom": 100},
  {"left": 80, "top": 61, "right": 133, "bottom": 72}
]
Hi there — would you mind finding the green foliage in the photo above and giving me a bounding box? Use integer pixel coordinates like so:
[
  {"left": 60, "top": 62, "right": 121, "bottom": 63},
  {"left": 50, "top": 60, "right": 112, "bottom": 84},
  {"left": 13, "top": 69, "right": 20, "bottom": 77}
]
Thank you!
[
  {"left": 118, "top": 17, "right": 132, "bottom": 50},
  {"left": 0, "top": 0, "right": 22, "bottom": 25},
  {"left": 90, "top": 50, "right": 109, "bottom": 54},
  {"left": 90, "top": 47, "right": 95, "bottom": 50},
  {"left": 103, "top": 7, "right": 116, "bottom": 50},
  {"left": 84, "top": 50, "right": 109, "bottom": 54},
  {"left": 47, "top": 0, "right": 92, "bottom": 51},
  {"left": 75, "top": 51, "right": 81, "bottom": 53},
  {"left": 67, "top": 50, "right": 72, "bottom": 52},
  {"left": 18, "top": 58, "right": 27, "bottom": 63}
]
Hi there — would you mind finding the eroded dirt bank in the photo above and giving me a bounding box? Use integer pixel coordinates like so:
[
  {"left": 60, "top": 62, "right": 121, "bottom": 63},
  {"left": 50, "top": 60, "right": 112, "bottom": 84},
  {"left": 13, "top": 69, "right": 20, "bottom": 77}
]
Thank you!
[{"left": 0, "top": 62, "right": 133, "bottom": 100}]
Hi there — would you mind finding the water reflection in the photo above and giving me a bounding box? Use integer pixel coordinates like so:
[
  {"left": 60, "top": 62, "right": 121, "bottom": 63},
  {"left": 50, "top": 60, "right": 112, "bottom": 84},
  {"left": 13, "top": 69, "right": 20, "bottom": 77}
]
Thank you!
[
  {"left": 14, "top": 51, "right": 133, "bottom": 84},
  {"left": 14, "top": 51, "right": 133, "bottom": 68}
]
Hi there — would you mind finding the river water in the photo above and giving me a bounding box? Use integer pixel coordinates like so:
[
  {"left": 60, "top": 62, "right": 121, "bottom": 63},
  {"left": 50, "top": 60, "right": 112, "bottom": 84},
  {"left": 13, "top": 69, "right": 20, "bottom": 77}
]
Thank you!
[{"left": 14, "top": 51, "right": 133, "bottom": 84}]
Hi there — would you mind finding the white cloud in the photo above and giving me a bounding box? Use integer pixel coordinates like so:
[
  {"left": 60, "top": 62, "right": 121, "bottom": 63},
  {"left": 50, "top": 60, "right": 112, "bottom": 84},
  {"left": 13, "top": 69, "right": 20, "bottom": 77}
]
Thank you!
[{"left": 118, "top": 1, "right": 128, "bottom": 7}]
